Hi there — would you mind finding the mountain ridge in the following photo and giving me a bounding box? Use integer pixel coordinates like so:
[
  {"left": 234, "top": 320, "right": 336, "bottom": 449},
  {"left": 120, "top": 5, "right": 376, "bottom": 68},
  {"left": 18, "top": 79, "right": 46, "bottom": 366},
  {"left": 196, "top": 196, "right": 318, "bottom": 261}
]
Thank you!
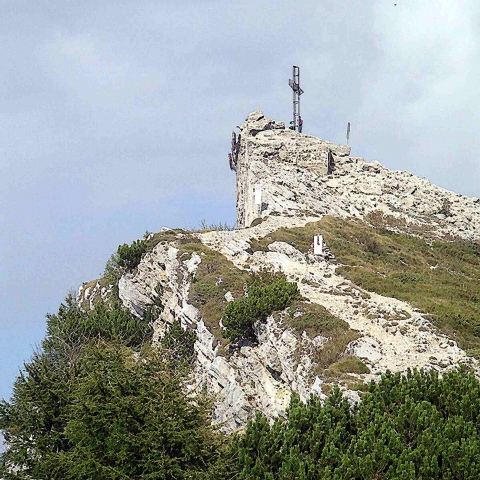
[{"left": 78, "top": 111, "right": 480, "bottom": 432}]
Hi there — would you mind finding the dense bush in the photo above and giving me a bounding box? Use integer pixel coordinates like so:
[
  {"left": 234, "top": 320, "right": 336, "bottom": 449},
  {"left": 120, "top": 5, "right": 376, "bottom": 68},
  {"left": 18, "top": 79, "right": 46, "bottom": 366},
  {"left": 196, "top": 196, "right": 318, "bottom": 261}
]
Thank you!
[
  {"left": 57, "top": 342, "right": 221, "bottom": 479},
  {"left": 0, "top": 299, "right": 217, "bottom": 479},
  {"left": 227, "top": 368, "right": 480, "bottom": 479},
  {"left": 116, "top": 239, "right": 147, "bottom": 272},
  {"left": 222, "top": 278, "right": 298, "bottom": 341},
  {"left": 43, "top": 296, "right": 152, "bottom": 357},
  {"left": 160, "top": 320, "right": 197, "bottom": 366}
]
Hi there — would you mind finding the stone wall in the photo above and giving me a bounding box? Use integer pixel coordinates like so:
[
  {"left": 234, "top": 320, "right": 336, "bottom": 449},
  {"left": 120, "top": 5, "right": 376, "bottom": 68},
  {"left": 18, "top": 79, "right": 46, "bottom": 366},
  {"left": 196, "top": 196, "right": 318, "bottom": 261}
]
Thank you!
[{"left": 235, "top": 111, "right": 351, "bottom": 228}]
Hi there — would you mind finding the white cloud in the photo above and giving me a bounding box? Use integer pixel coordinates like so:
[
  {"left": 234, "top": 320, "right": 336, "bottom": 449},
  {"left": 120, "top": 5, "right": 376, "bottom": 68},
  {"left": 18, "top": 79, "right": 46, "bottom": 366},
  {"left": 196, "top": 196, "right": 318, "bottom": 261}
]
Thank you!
[
  {"left": 43, "top": 32, "right": 167, "bottom": 110},
  {"left": 349, "top": 1, "right": 480, "bottom": 195}
]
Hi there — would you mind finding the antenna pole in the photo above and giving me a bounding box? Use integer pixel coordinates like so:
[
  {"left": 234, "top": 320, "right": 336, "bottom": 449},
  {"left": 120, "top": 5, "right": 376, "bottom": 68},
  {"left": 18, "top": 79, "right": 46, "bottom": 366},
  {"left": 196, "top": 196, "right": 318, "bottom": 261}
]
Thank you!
[{"left": 288, "top": 66, "right": 304, "bottom": 131}]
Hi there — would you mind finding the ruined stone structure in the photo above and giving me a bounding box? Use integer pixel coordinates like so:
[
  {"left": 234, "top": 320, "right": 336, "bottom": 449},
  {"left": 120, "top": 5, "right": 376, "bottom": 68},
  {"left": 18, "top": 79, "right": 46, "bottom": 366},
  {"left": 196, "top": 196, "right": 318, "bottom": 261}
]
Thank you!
[{"left": 235, "top": 111, "right": 351, "bottom": 228}]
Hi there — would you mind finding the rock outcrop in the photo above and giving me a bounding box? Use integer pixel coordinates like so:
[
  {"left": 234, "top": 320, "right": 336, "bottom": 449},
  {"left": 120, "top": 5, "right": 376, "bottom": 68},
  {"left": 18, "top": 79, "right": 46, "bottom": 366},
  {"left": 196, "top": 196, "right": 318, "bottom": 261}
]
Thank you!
[
  {"left": 79, "top": 111, "right": 480, "bottom": 433},
  {"left": 235, "top": 111, "right": 480, "bottom": 239}
]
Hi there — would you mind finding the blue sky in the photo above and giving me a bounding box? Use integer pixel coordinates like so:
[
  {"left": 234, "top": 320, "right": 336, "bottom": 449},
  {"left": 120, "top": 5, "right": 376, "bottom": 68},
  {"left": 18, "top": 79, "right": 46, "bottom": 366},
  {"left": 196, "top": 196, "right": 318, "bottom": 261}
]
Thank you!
[{"left": 2, "top": 0, "right": 480, "bottom": 448}]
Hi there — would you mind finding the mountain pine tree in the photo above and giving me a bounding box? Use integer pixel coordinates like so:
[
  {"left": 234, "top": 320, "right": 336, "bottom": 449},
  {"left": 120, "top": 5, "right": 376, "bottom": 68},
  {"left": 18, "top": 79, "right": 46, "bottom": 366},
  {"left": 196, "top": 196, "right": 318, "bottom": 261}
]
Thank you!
[
  {"left": 227, "top": 368, "right": 480, "bottom": 479},
  {"left": 0, "top": 298, "right": 223, "bottom": 479}
]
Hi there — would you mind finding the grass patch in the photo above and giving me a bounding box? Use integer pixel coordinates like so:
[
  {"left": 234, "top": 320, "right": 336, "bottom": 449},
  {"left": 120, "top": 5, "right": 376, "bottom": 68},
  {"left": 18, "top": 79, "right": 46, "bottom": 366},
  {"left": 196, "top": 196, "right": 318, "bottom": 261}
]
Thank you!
[
  {"left": 257, "top": 216, "right": 480, "bottom": 356},
  {"left": 320, "top": 217, "right": 480, "bottom": 356},
  {"left": 327, "top": 356, "right": 370, "bottom": 375},
  {"left": 178, "top": 243, "right": 251, "bottom": 340},
  {"left": 145, "top": 229, "right": 188, "bottom": 253},
  {"left": 250, "top": 223, "right": 323, "bottom": 253},
  {"left": 250, "top": 217, "right": 266, "bottom": 228},
  {"left": 365, "top": 210, "right": 407, "bottom": 230},
  {"left": 284, "top": 301, "right": 360, "bottom": 370}
]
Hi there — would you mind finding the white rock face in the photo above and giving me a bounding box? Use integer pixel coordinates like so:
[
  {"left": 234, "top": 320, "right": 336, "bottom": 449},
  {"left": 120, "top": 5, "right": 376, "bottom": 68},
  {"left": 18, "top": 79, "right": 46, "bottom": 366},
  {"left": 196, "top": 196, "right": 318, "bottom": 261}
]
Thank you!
[
  {"left": 235, "top": 111, "right": 480, "bottom": 240},
  {"left": 78, "top": 111, "right": 480, "bottom": 432},
  {"left": 236, "top": 111, "right": 351, "bottom": 228}
]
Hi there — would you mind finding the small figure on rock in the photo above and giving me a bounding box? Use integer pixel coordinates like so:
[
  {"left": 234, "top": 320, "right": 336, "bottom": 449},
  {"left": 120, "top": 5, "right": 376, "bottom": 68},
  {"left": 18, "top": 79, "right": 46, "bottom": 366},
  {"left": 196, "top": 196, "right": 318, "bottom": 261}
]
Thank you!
[
  {"left": 234, "top": 134, "right": 241, "bottom": 156},
  {"left": 298, "top": 116, "right": 303, "bottom": 133},
  {"left": 327, "top": 149, "right": 335, "bottom": 174},
  {"left": 229, "top": 131, "right": 241, "bottom": 171}
]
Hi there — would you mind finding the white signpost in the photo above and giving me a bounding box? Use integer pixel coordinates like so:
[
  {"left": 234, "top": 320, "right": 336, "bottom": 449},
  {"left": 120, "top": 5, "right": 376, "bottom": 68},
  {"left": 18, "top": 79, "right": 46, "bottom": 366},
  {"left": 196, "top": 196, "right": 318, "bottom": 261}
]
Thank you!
[
  {"left": 313, "top": 235, "right": 323, "bottom": 255},
  {"left": 254, "top": 183, "right": 262, "bottom": 206}
]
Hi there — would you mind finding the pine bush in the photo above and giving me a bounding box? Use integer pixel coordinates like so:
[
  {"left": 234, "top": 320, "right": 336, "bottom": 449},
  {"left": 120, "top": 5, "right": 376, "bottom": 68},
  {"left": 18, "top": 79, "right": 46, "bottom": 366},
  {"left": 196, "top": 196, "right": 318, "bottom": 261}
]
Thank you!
[
  {"left": 227, "top": 368, "right": 480, "bottom": 479},
  {"left": 222, "top": 278, "right": 298, "bottom": 341}
]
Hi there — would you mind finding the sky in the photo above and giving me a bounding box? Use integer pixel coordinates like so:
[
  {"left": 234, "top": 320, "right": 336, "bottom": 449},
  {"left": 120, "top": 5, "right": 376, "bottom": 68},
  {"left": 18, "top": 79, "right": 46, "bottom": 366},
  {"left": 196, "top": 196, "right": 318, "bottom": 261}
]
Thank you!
[{"left": 1, "top": 0, "right": 480, "bottom": 446}]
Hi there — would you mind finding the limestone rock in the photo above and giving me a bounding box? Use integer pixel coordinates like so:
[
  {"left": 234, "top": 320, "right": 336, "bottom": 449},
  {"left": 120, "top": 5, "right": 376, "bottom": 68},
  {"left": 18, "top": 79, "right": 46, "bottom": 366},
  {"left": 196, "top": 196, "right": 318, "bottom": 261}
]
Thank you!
[
  {"left": 347, "top": 337, "right": 383, "bottom": 365},
  {"left": 77, "top": 110, "right": 480, "bottom": 434},
  {"left": 234, "top": 112, "right": 480, "bottom": 240}
]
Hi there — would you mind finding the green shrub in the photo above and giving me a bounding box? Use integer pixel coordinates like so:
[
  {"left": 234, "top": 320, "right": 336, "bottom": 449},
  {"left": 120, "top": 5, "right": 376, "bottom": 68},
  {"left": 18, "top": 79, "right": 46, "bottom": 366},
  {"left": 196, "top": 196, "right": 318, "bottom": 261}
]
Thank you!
[
  {"left": 116, "top": 239, "right": 147, "bottom": 272},
  {"left": 42, "top": 296, "right": 152, "bottom": 362},
  {"left": 161, "top": 320, "right": 197, "bottom": 366},
  {"left": 222, "top": 278, "right": 299, "bottom": 341},
  {"left": 227, "top": 368, "right": 480, "bottom": 479}
]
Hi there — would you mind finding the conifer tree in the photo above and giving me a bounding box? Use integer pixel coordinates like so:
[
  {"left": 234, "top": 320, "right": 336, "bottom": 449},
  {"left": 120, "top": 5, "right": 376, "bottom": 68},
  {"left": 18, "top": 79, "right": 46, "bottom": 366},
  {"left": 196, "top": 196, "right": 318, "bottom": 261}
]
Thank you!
[
  {"left": 227, "top": 368, "right": 480, "bottom": 479},
  {"left": 0, "top": 298, "right": 223, "bottom": 479}
]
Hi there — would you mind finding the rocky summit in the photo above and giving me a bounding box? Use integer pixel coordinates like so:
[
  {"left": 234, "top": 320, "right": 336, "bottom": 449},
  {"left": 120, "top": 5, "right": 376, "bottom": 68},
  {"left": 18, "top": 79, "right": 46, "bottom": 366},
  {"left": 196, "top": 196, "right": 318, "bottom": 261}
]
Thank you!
[{"left": 79, "top": 111, "right": 480, "bottom": 433}]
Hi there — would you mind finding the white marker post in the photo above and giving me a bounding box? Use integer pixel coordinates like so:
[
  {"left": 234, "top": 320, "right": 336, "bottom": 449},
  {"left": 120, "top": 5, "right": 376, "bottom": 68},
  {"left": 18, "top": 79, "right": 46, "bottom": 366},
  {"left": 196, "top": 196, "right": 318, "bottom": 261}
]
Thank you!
[
  {"left": 313, "top": 235, "right": 323, "bottom": 255},
  {"left": 254, "top": 183, "right": 262, "bottom": 206},
  {"left": 254, "top": 183, "right": 263, "bottom": 218}
]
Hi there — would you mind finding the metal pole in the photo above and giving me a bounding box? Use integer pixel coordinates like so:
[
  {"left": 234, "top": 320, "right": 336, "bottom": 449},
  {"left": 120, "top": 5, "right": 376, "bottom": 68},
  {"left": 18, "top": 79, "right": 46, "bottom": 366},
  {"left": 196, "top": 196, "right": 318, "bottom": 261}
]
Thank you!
[
  {"left": 289, "top": 66, "right": 303, "bottom": 132},
  {"left": 297, "top": 67, "right": 300, "bottom": 130},
  {"left": 292, "top": 66, "right": 296, "bottom": 131}
]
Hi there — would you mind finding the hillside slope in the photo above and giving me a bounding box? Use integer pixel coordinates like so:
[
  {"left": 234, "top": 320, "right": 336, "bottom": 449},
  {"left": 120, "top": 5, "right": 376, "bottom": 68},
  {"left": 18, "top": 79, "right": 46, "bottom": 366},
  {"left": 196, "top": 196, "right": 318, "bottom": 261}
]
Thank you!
[{"left": 79, "top": 111, "right": 480, "bottom": 432}]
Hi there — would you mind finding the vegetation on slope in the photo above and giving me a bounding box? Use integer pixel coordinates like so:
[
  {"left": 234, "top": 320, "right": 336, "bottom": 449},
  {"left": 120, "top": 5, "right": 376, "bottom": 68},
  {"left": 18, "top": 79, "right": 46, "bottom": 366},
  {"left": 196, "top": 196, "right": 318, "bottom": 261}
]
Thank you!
[
  {"left": 179, "top": 242, "right": 349, "bottom": 360},
  {"left": 252, "top": 214, "right": 480, "bottom": 357},
  {"left": 281, "top": 301, "right": 360, "bottom": 371},
  {"left": 228, "top": 368, "right": 480, "bottom": 479},
  {"left": 0, "top": 299, "right": 222, "bottom": 480},
  {"left": 222, "top": 278, "right": 299, "bottom": 341},
  {"left": 178, "top": 242, "right": 251, "bottom": 341}
]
